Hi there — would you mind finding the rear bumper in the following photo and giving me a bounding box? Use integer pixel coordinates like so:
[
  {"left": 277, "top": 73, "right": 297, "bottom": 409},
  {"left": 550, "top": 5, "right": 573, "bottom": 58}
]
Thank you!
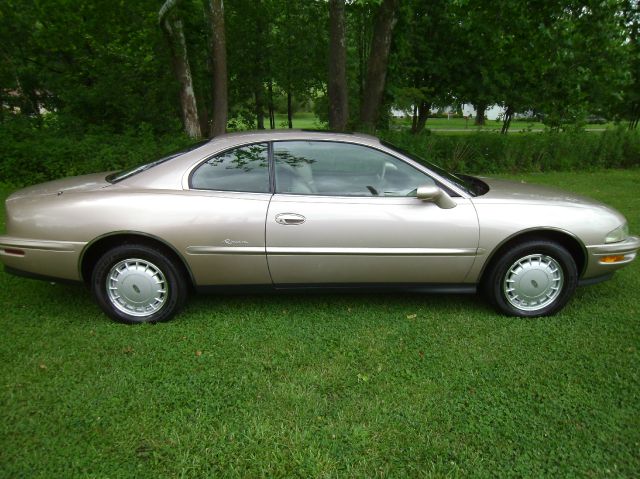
[
  {"left": 0, "top": 235, "right": 85, "bottom": 281},
  {"left": 583, "top": 236, "right": 640, "bottom": 279}
]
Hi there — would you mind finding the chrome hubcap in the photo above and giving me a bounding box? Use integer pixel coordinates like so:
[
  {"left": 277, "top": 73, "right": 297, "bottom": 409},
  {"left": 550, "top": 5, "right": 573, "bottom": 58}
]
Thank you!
[
  {"left": 503, "top": 254, "right": 564, "bottom": 311},
  {"left": 106, "top": 259, "right": 168, "bottom": 317}
]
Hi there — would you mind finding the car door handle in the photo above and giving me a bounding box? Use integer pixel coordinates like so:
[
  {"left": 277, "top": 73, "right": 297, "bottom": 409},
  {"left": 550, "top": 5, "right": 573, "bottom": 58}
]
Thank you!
[{"left": 275, "top": 213, "right": 306, "bottom": 225}]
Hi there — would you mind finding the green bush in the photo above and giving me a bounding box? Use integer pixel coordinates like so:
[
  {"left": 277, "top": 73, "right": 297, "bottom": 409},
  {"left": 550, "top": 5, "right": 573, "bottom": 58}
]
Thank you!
[
  {"left": 381, "top": 128, "right": 640, "bottom": 174},
  {"left": 0, "top": 119, "right": 194, "bottom": 187},
  {"left": 0, "top": 119, "right": 638, "bottom": 187}
]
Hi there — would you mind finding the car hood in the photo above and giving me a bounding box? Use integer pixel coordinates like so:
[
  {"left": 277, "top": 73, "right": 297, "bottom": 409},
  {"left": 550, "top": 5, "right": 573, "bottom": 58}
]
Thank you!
[
  {"left": 7, "top": 173, "right": 112, "bottom": 201},
  {"left": 475, "top": 177, "right": 608, "bottom": 208}
]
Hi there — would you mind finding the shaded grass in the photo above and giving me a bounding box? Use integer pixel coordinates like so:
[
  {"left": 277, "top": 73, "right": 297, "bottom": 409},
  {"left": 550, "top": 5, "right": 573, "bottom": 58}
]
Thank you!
[
  {"left": 1, "top": 170, "right": 639, "bottom": 478},
  {"left": 273, "top": 112, "right": 322, "bottom": 130}
]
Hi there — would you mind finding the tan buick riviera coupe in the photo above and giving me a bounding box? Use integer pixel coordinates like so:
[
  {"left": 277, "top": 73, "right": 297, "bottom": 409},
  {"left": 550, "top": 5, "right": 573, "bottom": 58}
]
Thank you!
[{"left": 1, "top": 131, "right": 638, "bottom": 323}]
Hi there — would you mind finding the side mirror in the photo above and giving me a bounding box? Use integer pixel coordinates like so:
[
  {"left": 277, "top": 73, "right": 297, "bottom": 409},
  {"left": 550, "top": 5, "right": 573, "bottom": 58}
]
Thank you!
[{"left": 416, "top": 185, "right": 457, "bottom": 209}]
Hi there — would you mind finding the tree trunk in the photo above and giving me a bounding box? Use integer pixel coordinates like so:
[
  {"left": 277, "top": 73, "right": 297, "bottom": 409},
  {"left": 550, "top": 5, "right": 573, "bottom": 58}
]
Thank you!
[
  {"left": 198, "top": 99, "right": 209, "bottom": 135},
  {"left": 474, "top": 103, "right": 487, "bottom": 126},
  {"left": 411, "top": 103, "right": 418, "bottom": 133},
  {"left": 328, "top": 0, "right": 349, "bottom": 131},
  {"left": 209, "top": 0, "right": 228, "bottom": 137},
  {"left": 416, "top": 101, "right": 430, "bottom": 133},
  {"left": 20, "top": 87, "right": 42, "bottom": 119},
  {"left": 357, "top": 9, "right": 365, "bottom": 108},
  {"left": 284, "top": 1, "right": 293, "bottom": 130},
  {"left": 268, "top": 80, "right": 275, "bottom": 129},
  {"left": 255, "top": 86, "right": 265, "bottom": 129},
  {"left": 159, "top": 1, "right": 201, "bottom": 138},
  {"left": 287, "top": 89, "right": 293, "bottom": 128},
  {"left": 501, "top": 105, "right": 514, "bottom": 134},
  {"left": 254, "top": 0, "right": 266, "bottom": 130},
  {"left": 359, "top": 0, "right": 399, "bottom": 130},
  {"left": 159, "top": 0, "right": 180, "bottom": 23}
]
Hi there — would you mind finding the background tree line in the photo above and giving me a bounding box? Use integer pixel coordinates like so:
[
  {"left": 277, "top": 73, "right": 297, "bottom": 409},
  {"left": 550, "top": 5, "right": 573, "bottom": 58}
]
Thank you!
[{"left": 1, "top": 0, "right": 639, "bottom": 138}]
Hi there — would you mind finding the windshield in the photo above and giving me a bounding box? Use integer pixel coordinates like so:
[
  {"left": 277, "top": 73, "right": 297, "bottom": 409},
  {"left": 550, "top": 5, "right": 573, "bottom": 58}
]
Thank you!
[
  {"left": 106, "top": 140, "right": 210, "bottom": 183},
  {"left": 381, "top": 140, "right": 479, "bottom": 196}
]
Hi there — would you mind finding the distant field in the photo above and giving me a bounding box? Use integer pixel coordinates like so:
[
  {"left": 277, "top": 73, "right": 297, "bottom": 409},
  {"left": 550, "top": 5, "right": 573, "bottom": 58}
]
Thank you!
[
  {"left": 235, "top": 113, "right": 322, "bottom": 131},
  {"left": 1, "top": 169, "right": 639, "bottom": 477},
  {"left": 391, "top": 116, "right": 543, "bottom": 132},
  {"left": 266, "top": 113, "right": 614, "bottom": 134},
  {"left": 390, "top": 116, "right": 614, "bottom": 133}
]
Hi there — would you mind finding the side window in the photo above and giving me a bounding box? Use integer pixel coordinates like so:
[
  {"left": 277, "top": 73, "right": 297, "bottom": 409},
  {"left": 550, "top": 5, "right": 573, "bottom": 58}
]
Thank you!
[
  {"left": 191, "top": 143, "right": 269, "bottom": 193},
  {"left": 273, "top": 141, "right": 434, "bottom": 196}
]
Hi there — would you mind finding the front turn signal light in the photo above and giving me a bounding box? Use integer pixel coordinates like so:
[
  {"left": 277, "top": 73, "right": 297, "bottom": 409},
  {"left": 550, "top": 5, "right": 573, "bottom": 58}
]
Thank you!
[{"left": 600, "top": 255, "right": 626, "bottom": 263}]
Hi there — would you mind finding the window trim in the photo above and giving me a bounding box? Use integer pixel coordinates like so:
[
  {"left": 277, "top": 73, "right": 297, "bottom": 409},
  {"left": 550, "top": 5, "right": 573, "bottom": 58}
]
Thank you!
[{"left": 268, "top": 141, "right": 276, "bottom": 193}]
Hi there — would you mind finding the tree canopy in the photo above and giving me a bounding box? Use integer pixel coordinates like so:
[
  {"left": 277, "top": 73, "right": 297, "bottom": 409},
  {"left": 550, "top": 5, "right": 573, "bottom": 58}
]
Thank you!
[{"left": 1, "top": 0, "right": 638, "bottom": 135}]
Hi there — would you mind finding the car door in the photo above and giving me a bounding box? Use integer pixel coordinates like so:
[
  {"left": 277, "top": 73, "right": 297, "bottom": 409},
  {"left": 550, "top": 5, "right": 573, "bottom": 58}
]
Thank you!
[
  {"left": 179, "top": 142, "right": 273, "bottom": 286},
  {"left": 266, "top": 140, "right": 480, "bottom": 285}
]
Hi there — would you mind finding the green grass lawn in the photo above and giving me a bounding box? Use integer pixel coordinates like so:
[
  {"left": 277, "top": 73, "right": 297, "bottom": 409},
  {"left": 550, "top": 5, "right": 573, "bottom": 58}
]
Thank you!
[
  {"left": 1, "top": 170, "right": 639, "bottom": 477},
  {"left": 391, "top": 116, "right": 542, "bottom": 132},
  {"left": 267, "top": 113, "right": 614, "bottom": 135},
  {"left": 390, "top": 117, "right": 616, "bottom": 134},
  {"left": 272, "top": 112, "right": 322, "bottom": 130}
]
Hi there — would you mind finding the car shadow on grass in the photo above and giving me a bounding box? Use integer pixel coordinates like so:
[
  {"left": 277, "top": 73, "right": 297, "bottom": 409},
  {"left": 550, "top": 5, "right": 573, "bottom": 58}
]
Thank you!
[
  {"left": 183, "top": 290, "right": 492, "bottom": 323},
  {"left": 3, "top": 268, "right": 632, "bottom": 326},
  {"left": 1, "top": 273, "right": 492, "bottom": 326}
]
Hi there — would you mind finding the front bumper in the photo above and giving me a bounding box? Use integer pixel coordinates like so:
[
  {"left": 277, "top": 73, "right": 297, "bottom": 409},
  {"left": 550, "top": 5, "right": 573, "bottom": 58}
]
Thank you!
[
  {"left": 583, "top": 235, "right": 640, "bottom": 279},
  {"left": 0, "top": 235, "right": 85, "bottom": 281}
]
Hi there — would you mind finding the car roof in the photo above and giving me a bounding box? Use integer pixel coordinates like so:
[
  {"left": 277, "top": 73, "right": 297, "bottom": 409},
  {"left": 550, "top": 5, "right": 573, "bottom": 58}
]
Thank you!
[{"left": 202, "top": 129, "right": 380, "bottom": 146}]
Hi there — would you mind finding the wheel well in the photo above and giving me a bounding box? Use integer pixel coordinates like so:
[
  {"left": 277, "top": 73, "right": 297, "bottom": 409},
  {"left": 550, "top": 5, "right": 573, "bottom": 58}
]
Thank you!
[
  {"left": 80, "top": 234, "right": 194, "bottom": 288},
  {"left": 479, "top": 230, "right": 587, "bottom": 283}
]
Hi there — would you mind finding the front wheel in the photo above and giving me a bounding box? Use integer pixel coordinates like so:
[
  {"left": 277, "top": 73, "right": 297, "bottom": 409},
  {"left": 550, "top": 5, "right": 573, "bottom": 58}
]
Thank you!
[
  {"left": 483, "top": 240, "right": 578, "bottom": 317},
  {"left": 91, "top": 244, "right": 188, "bottom": 324}
]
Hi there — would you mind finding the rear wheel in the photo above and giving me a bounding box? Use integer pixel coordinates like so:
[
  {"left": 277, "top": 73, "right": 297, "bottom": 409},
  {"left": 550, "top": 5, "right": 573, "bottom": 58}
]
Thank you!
[
  {"left": 91, "top": 244, "right": 188, "bottom": 324},
  {"left": 483, "top": 240, "right": 578, "bottom": 317}
]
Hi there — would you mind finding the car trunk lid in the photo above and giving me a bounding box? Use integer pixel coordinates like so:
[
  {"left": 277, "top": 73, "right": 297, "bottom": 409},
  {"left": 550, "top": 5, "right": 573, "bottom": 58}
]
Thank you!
[{"left": 7, "top": 173, "right": 113, "bottom": 201}]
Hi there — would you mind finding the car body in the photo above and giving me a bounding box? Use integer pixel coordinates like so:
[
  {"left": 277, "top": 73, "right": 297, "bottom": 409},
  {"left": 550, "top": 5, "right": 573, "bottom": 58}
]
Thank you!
[{"left": 1, "top": 130, "right": 638, "bottom": 323}]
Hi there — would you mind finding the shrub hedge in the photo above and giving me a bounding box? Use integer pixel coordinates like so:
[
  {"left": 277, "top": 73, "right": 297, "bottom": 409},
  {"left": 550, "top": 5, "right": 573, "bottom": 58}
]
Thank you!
[
  {"left": 381, "top": 128, "right": 640, "bottom": 174},
  {"left": 0, "top": 121, "right": 638, "bottom": 187},
  {"left": 0, "top": 121, "right": 193, "bottom": 187}
]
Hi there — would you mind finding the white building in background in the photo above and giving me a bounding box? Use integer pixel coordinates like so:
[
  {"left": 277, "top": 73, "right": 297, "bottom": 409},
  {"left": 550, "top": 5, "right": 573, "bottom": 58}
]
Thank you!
[{"left": 461, "top": 104, "right": 505, "bottom": 121}]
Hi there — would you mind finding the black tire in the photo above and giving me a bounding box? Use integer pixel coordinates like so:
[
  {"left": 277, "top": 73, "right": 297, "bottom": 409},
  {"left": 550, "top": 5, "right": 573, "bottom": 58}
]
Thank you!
[
  {"left": 91, "top": 244, "right": 188, "bottom": 324},
  {"left": 482, "top": 240, "right": 578, "bottom": 317}
]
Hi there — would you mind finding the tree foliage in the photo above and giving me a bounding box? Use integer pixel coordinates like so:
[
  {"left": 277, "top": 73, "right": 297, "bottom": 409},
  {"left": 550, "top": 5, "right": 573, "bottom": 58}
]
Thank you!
[
  {"left": 0, "top": 0, "right": 178, "bottom": 131},
  {"left": 1, "top": 0, "right": 638, "bottom": 135}
]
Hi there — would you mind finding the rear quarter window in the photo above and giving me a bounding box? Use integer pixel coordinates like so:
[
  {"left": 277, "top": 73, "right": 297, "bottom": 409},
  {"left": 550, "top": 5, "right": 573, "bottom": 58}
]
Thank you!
[{"left": 190, "top": 143, "right": 270, "bottom": 193}]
